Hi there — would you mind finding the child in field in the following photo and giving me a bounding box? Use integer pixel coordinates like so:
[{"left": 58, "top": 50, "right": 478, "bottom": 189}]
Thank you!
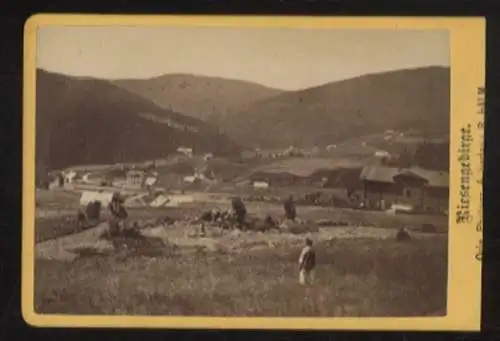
[{"left": 298, "top": 237, "right": 316, "bottom": 285}]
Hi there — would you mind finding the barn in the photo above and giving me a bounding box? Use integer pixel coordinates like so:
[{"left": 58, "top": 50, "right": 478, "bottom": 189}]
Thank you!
[{"left": 359, "top": 165, "right": 449, "bottom": 213}]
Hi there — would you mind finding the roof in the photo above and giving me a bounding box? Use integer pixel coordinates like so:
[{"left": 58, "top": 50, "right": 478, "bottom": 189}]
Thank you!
[{"left": 360, "top": 165, "right": 449, "bottom": 188}]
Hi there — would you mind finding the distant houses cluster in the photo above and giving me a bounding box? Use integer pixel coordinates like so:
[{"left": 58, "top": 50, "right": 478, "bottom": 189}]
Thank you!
[
  {"left": 239, "top": 143, "right": 395, "bottom": 162},
  {"left": 40, "top": 145, "right": 218, "bottom": 193},
  {"left": 240, "top": 145, "right": 325, "bottom": 161}
]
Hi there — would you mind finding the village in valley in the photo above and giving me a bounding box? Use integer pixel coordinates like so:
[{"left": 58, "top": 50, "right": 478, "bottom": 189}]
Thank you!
[
  {"left": 33, "top": 27, "right": 451, "bottom": 317},
  {"left": 41, "top": 130, "right": 450, "bottom": 221}
]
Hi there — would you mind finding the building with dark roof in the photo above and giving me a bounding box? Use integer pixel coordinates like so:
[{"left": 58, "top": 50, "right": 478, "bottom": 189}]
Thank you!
[{"left": 358, "top": 165, "right": 449, "bottom": 213}]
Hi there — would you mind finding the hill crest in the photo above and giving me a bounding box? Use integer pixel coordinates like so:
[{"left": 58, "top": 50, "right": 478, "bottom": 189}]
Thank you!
[
  {"left": 35, "top": 69, "right": 240, "bottom": 176},
  {"left": 223, "top": 66, "right": 450, "bottom": 148},
  {"left": 112, "top": 73, "right": 284, "bottom": 124}
]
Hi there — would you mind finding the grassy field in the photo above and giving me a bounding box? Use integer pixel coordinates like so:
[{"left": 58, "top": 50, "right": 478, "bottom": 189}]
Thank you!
[
  {"left": 35, "top": 236, "right": 447, "bottom": 316},
  {"left": 33, "top": 186, "right": 449, "bottom": 317}
]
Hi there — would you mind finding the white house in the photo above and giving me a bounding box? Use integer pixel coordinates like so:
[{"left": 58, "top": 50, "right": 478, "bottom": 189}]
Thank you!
[
  {"left": 177, "top": 146, "right": 193, "bottom": 158},
  {"left": 374, "top": 150, "right": 391, "bottom": 158},
  {"left": 63, "top": 170, "right": 77, "bottom": 184},
  {"left": 253, "top": 181, "right": 269, "bottom": 189},
  {"left": 326, "top": 144, "right": 337, "bottom": 152}
]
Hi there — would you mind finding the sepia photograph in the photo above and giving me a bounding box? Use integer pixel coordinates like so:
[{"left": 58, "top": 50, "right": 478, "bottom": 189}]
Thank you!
[{"left": 22, "top": 15, "right": 484, "bottom": 330}]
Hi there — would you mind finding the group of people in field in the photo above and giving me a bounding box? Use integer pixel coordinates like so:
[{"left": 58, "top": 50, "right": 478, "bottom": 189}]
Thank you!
[{"left": 104, "top": 192, "right": 316, "bottom": 286}]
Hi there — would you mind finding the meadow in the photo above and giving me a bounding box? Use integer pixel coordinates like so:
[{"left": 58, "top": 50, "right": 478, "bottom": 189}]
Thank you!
[
  {"left": 33, "top": 173, "right": 449, "bottom": 317},
  {"left": 34, "top": 236, "right": 447, "bottom": 317}
]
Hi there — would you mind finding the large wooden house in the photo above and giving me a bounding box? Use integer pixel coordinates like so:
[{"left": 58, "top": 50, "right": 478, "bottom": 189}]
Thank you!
[{"left": 358, "top": 165, "right": 449, "bottom": 213}]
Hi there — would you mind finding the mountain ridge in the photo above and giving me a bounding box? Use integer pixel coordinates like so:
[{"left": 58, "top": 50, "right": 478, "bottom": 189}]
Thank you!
[
  {"left": 35, "top": 69, "right": 241, "bottom": 175},
  {"left": 112, "top": 73, "right": 284, "bottom": 124},
  {"left": 223, "top": 66, "right": 450, "bottom": 148}
]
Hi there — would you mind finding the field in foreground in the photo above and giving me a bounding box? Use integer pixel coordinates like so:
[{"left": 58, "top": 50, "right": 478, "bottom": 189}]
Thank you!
[{"left": 35, "top": 236, "right": 447, "bottom": 317}]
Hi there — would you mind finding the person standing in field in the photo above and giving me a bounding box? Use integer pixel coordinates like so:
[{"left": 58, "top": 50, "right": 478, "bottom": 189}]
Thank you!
[
  {"left": 298, "top": 237, "right": 316, "bottom": 285},
  {"left": 108, "top": 192, "right": 128, "bottom": 236},
  {"left": 231, "top": 196, "right": 247, "bottom": 229},
  {"left": 283, "top": 194, "right": 297, "bottom": 221}
]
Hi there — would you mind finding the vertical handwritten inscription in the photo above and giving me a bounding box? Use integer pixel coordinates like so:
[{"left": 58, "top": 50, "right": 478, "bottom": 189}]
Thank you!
[
  {"left": 475, "top": 86, "right": 485, "bottom": 261},
  {"left": 456, "top": 123, "right": 473, "bottom": 224}
]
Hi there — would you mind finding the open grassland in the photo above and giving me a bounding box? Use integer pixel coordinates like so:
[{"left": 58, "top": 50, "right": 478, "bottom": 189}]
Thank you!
[
  {"left": 33, "top": 184, "right": 449, "bottom": 317},
  {"left": 35, "top": 236, "right": 447, "bottom": 317}
]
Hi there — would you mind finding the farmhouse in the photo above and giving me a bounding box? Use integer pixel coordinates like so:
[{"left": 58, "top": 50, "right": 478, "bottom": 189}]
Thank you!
[
  {"left": 359, "top": 165, "right": 449, "bottom": 213},
  {"left": 126, "top": 169, "right": 146, "bottom": 186},
  {"left": 177, "top": 146, "right": 193, "bottom": 158},
  {"left": 325, "top": 144, "right": 337, "bottom": 152},
  {"left": 63, "top": 170, "right": 77, "bottom": 184},
  {"left": 252, "top": 180, "right": 270, "bottom": 189},
  {"left": 374, "top": 150, "right": 391, "bottom": 158}
]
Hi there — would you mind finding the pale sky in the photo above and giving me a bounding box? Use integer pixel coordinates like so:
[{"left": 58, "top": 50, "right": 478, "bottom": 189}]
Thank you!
[{"left": 37, "top": 26, "right": 449, "bottom": 90}]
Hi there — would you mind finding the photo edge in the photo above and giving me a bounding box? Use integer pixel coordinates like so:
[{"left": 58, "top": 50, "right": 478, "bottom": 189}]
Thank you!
[
  {"left": 21, "top": 300, "right": 44, "bottom": 328},
  {"left": 27, "top": 17, "right": 482, "bottom": 329}
]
